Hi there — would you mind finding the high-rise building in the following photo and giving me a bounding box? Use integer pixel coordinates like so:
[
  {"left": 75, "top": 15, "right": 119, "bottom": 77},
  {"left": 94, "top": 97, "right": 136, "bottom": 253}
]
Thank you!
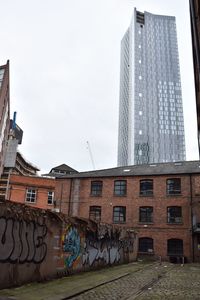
[
  {"left": 0, "top": 61, "right": 10, "bottom": 176},
  {"left": 190, "top": 0, "right": 200, "bottom": 154},
  {"left": 117, "top": 9, "right": 186, "bottom": 166}
]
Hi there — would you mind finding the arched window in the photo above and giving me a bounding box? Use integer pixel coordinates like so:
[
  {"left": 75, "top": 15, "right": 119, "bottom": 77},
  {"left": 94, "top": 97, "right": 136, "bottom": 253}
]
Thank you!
[
  {"left": 114, "top": 180, "right": 127, "bottom": 196},
  {"left": 140, "top": 179, "right": 153, "bottom": 196},
  {"left": 113, "top": 206, "right": 126, "bottom": 223},
  {"left": 89, "top": 206, "right": 101, "bottom": 222},
  {"left": 166, "top": 178, "right": 181, "bottom": 195},
  {"left": 167, "top": 239, "right": 183, "bottom": 256},
  {"left": 91, "top": 181, "right": 103, "bottom": 196},
  {"left": 139, "top": 237, "right": 154, "bottom": 253}
]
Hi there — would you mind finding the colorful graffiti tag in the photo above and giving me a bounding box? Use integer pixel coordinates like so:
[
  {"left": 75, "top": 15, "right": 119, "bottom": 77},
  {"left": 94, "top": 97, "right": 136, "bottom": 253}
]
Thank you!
[{"left": 62, "top": 226, "right": 81, "bottom": 268}]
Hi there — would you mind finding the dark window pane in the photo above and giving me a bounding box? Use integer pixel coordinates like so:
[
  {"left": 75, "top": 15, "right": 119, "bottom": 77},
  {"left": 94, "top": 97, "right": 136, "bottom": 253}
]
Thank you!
[
  {"left": 139, "top": 207, "right": 153, "bottom": 223},
  {"left": 167, "top": 178, "right": 181, "bottom": 195},
  {"left": 89, "top": 206, "right": 101, "bottom": 221},
  {"left": 140, "top": 180, "right": 153, "bottom": 195},
  {"left": 167, "top": 206, "right": 182, "bottom": 223},
  {"left": 139, "top": 238, "right": 154, "bottom": 253},
  {"left": 91, "top": 181, "right": 103, "bottom": 196},
  {"left": 48, "top": 191, "right": 54, "bottom": 205},
  {"left": 114, "top": 180, "right": 127, "bottom": 196},
  {"left": 113, "top": 206, "right": 126, "bottom": 223},
  {"left": 26, "top": 189, "right": 36, "bottom": 203},
  {"left": 167, "top": 239, "right": 183, "bottom": 255}
]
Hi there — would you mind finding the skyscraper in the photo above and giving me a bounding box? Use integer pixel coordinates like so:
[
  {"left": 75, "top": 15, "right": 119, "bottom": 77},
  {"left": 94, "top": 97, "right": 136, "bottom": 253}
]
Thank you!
[{"left": 117, "top": 9, "right": 186, "bottom": 166}]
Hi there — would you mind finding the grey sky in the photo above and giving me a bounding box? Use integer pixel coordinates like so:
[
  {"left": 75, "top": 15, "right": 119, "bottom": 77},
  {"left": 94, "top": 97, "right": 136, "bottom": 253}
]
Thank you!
[{"left": 0, "top": 0, "right": 198, "bottom": 173}]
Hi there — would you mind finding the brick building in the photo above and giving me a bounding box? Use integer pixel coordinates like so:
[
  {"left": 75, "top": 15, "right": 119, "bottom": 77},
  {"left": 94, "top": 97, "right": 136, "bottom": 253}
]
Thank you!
[
  {"left": 0, "top": 61, "right": 10, "bottom": 177},
  {"left": 8, "top": 174, "right": 55, "bottom": 211},
  {"left": 55, "top": 161, "right": 200, "bottom": 262}
]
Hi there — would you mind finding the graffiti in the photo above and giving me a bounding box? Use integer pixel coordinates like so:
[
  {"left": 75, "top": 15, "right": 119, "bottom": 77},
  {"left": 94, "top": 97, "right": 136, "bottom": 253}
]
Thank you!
[
  {"left": 82, "top": 237, "right": 134, "bottom": 266},
  {"left": 63, "top": 226, "right": 80, "bottom": 268},
  {"left": 0, "top": 217, "right": 47, "bottom": 264}
]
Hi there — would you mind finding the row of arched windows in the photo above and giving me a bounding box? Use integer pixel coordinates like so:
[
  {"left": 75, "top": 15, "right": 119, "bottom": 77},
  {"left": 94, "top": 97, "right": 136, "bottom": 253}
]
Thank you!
[{"left": 139, "top": 238, "right": 183, "bottom": 255}]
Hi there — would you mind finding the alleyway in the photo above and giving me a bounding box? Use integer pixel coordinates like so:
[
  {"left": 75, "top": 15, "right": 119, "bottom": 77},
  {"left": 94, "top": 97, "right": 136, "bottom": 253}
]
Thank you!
[{"left": 0, "top": 262, "right": 199, "bottom": 300}]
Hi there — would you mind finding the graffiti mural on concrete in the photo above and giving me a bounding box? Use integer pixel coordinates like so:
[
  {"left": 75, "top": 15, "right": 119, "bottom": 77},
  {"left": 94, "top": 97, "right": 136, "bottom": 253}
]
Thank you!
[
  {"left": 82, "top": 237, "right": 134, "bottom": 266},
  {"left": 62, "top": 226, "right": 81, "bottom": 268},
  {"left": 0, "top": 217, "right": 47, "bottom": 264}
]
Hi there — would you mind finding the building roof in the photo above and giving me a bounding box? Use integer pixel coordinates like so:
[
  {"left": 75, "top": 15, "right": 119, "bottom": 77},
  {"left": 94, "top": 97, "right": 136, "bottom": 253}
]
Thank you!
[
  {"left": 42, "top": 164, "right": 78, "bottom": 177},
  {"left": 57, "top": 160, "right": 200, "bottom": 179}
]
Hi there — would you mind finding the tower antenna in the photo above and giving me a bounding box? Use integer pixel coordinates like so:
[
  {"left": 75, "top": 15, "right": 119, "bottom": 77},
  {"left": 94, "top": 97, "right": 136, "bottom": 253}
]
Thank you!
[{"left": 86, "top": 141, "right": 95, "bottom": 170}]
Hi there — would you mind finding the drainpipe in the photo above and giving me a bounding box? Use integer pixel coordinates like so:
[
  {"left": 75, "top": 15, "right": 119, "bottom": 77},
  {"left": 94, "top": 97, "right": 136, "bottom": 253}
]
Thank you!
[
  {"left": 189, "top": 174, "right": 195, "bottom": 262},
  {"left": 68, "top": 178, "right": 73, "bottom": 217},
  {"left": 59, "top": 183, "right": 63, "bottom": 213}
]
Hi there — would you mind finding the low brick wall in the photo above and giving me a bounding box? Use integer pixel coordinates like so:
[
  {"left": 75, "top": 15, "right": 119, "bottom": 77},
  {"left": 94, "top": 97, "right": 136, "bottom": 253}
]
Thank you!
[{"left": 0, "top": 202, "right": 137, "bottom": 289}]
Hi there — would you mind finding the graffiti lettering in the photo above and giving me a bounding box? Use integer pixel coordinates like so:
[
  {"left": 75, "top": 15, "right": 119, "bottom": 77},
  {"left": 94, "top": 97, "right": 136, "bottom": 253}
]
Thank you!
[
  {"left": 82, "top": 237, "right": 134, "bottom": 266},
  {"left": 0, "top": 217, "right": 47, "bottom": 264}
]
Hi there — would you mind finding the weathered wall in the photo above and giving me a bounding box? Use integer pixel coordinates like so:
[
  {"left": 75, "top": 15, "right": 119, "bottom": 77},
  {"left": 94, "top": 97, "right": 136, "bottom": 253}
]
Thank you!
[{"left": 0, "top": 202, "right": 137, "bottom": 289}]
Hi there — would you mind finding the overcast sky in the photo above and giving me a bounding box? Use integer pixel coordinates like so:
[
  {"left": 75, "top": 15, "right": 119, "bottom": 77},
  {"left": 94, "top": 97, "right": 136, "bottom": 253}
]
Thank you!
[{"left": 0, "top": 0, "right": 198, "bottom": 173}]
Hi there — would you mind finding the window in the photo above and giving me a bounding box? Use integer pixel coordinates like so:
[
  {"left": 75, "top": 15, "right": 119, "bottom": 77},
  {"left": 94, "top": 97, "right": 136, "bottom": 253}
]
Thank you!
[
  {"left": 139, "top": 238, "right": 154, "bottom": 253},
  {"left": 48, "top": 191, "right": 54, "bottom": 205},
  {"left": 114, "top": 180, "right": 127, "bottom": 196},
  {"left": 140, "top": 180, "right": 153, "bottom": 196},
  {"left": 167, "top": 239, "right": 183, "bottom": 256},
  {"left": 166, "top": 178, "right": 181, "bottom": 195},
  {"left": 113, "top": 206, "right": 126, "bottom": 223},
  {"left": 89, "top": 206, "right": 101, "bottom": 222},
  {"left": 167, "top": 206, "right": 182, "bottom": 223},
  {"left": 91, "top": 181, "right": 103, "bottom": 196},
  {"left": 26, "top": 189, "right": 36, "bottom": 203},
  {"left": 139, "top": 207, "right": 153, "bottom": 223}
]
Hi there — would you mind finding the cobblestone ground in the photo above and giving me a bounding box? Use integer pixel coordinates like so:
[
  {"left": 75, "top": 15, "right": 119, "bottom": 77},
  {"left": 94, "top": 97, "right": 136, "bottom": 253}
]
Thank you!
[
  {"left": 69, "top": 264, "right": 200, "bottom": 300},
  {"left": 137, "top": 264, "right": 200, "bottom": 300}
]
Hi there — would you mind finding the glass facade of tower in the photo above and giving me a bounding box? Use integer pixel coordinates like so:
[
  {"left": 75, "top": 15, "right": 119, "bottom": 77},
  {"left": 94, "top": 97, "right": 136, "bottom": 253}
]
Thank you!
[{"left": 118, "top": 9, "right": 186, "bottom": 166}]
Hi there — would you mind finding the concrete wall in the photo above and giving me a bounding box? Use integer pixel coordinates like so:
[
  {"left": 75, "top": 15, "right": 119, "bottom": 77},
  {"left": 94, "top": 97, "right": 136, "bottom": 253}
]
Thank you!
[{"left": 0, "top": 201, "right": 137, "bottom": 289}]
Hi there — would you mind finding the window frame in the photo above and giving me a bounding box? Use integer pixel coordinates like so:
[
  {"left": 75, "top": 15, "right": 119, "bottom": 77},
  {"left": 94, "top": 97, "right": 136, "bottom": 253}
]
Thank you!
[
  {"left": 140, "top": 179, "right": 153, "bottom": 196},
  {"left": 167, "top": 239, "right": 183, "bottom": 256},
  {"left": 114, "top": 180, "right": 127, "bottom": 196},
  {"left": 138, "top": 237, "right": 154, "bottom": 253},
  {"left": 166, "top": 178, "right": 181, "bottom": 195},
  {"left": 89, "top": 206, "right": 101, "bottom": 222},
  {"left": 47, "top": 191, "right": 54, "bottom": 205},
  {"left": 113, "top": 206, "right": 126, "bottom": 223},
  {"left": 25, "top": 188, "right": 37, "bottom": 203},
  {"left": 139, "top": 206, "right": 153, "bottom": 223},
  {"left": 167, "top": 206, "right": 182, "bottom": 224},
  {"left": 91, "top": 181, "right": 103, "bottom": 196}
]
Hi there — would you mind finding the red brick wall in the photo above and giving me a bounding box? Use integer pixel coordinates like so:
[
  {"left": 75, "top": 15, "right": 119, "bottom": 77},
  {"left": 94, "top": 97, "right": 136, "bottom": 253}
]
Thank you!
[
  {"left": 9, "top": 174, "right": 55, "bottom": 210},
  {"left": 55, "top": 174, "right": 198, "bottom": 262}
]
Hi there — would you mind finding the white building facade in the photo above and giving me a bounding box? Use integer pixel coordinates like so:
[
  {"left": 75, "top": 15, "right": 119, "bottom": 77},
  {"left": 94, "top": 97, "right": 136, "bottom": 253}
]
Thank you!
[{"left": 118, "top": 9, "right": 186, "bottom": 166}]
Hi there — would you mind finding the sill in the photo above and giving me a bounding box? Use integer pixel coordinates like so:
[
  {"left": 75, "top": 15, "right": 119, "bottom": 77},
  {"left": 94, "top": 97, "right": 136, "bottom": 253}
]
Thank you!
[
  {"left": 167, "top": 222, "right": 183, "bottom": 225},
  {"left": 25, "top": 201, "right": 36, "bottom": 204},
  {"left": 90, "top": 194, "right": 102, "bottom": 197},
  {"left": 167, "top": 194, "right": 182, "bottom": 197},
  {"left": 113, "top": 221, "right": 126, "bottom": 224},
  {"left": 138, "top": 222, "right": 154, "bottom": 225},
  {"left": 47, "top": 203, "right": 53, "bottom": 206},
  {"left": 139, "top": 194, "right": 154, "bottom": 197},
  {"left": 113, "top": 194, "right": 127, "bottom": 197},
  {"left": 138, "top": 251, "right": 154, "bottom": 255}
]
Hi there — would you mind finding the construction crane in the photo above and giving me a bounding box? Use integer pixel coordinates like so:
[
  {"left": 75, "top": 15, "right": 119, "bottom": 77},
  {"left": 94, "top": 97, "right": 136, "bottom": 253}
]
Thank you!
[{"left": 86, "top": 141, "right": 95, "bottom": 170}]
